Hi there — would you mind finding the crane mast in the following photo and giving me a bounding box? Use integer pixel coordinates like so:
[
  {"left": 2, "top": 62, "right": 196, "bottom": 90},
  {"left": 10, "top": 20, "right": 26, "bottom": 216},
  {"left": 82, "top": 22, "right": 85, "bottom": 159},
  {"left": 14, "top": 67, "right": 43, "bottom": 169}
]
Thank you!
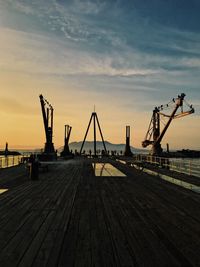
[
  {"left": 60, "top": 125, "right": 73, "bottom": 157},
  {"left": 142, "top": 93, "right": 194, "bottom": 155},
  {"left": 39, "top": 94, "right": 56, "bottom": 159}
]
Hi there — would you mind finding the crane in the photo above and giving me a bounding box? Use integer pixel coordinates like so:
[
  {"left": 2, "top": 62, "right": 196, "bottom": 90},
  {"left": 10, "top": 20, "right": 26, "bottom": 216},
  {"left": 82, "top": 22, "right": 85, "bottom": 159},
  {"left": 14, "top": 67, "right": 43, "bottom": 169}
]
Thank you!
[
  {"left": 60, "top": 125, "right": 73, "bottom": 157},
  {"left": 39, "top": 94, "right": 56, "bottom": 159},
  {"left": 142, "top": 93, "right": 194, "bottom": 155}
]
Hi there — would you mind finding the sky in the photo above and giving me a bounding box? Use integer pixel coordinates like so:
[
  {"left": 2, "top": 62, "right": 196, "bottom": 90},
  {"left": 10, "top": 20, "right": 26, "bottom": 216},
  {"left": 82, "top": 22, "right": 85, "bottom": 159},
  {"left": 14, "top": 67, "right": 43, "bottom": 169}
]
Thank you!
[{"left": 0, "top": 0, "right": 200, "bottom": 151}]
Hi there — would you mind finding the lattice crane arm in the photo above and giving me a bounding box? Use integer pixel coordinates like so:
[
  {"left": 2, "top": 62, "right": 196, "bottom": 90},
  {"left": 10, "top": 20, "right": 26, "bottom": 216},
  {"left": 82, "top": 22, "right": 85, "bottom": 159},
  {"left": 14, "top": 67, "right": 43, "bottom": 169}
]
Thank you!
[
  {"left": 142, "top": 93, "right": 194, "bottom": 154},
  {"left": 159, "top": 108, "right": 194, "bottom": 119}
]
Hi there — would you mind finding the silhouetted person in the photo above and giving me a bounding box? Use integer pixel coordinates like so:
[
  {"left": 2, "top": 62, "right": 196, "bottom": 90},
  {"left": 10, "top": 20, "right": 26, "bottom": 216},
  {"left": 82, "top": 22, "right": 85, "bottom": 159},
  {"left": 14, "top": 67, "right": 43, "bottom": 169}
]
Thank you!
[
  {"left": 29, "top": 154, "right": 35, "bottom": 163},
  {"left": 29, "top": 154, "right": 39, "bottom": 180}
]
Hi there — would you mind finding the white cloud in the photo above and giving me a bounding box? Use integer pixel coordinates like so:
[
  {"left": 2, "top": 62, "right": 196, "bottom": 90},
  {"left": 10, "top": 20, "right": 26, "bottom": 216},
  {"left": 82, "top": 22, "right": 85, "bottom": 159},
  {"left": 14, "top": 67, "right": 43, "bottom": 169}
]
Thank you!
[
  {"left": 0, "top": 0, "right": 124, "bottom": 45},
  {"left": 0, "top": 27, "right": 160, "bottom": 78},
  {"left": 150, "top": 25, "right": 200, "bottom": 56},
  {"left": 182, "top": 58, "right": 200, "bottom": 68},
  {"left": 14, "top": 1, "right": 35, "bottom": 15},
  {"left": 72, "top": 0, "right": 106, "bottom": 14},
  {"left": 0, "top": 0, "right": 36, "bottom": 15}
]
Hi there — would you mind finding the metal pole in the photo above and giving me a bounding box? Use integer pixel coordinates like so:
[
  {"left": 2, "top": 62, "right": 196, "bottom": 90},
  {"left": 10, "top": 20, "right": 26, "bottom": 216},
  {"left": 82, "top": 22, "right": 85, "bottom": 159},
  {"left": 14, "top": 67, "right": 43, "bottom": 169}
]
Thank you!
[
  {"left": 64, "top": 125, "right": 67, "bottom": 145},
  {"left": 95, "top": 114, "right": 107, "bottom": 154},
  {"left": 80, "top": 114, "right": 93, "bottom": 154},
  {"left": 39, "top": 95, "right": 49, "bottom": 141},
  {"left": 51, "top": 108, "right": 54, "bottom": 138},
  {"left": 93, "top": 113, "right": 96, "bottom": 156},
  {"left": 47, "top": 108, "right": 49, "bottom": 129}
]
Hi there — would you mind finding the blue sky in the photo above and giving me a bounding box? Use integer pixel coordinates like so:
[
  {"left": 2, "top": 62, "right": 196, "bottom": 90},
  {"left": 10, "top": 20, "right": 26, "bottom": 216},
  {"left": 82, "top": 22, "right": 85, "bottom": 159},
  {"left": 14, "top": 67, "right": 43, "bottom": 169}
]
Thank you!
[{"left": 0, "top": 0, "right": 199, "bottom": 149}]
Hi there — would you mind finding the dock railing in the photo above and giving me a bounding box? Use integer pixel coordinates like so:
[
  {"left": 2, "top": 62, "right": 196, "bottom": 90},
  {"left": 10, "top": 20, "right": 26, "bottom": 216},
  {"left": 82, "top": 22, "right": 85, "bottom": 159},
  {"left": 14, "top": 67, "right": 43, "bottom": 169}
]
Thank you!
[
  {"left": 131, "top": 155, "right": 200, "bottom": 178},
  {"left": 0, "top": 155, "right": 30, "bottom": 169}
]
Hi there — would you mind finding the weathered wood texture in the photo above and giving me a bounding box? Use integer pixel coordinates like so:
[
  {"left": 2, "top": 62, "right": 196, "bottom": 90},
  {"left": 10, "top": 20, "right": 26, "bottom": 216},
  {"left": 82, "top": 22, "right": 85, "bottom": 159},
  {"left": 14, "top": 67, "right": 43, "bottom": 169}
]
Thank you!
[{"left": 0, "top": 159, "right": 199, "bottom": 267}]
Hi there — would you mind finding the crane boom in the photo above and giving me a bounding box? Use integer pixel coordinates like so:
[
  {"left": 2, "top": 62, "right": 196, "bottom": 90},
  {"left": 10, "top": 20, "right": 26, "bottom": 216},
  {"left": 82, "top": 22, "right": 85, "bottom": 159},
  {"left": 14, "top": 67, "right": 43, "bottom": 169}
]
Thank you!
[
  {"left": 39, "top": 95, "right": 49, "bottom": 142},
  {"left": 39, "top": 94, "right": 55, "bottom": 156},
  {"left": 159, "top": 109, "right": 194, "bottom": 119},
  {"left": 155, "top": 95, "right": 183, "bottom": 146},
  {"left": 142, "top": 93, "right": 194, "bottom": 155}
]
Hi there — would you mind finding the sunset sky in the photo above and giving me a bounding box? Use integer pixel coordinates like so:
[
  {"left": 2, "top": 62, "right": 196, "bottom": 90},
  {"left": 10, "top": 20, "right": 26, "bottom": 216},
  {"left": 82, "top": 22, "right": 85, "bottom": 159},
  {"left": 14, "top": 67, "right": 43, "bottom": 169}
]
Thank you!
[{"left": 0, "top": 0, "right": 200, "bottom": 151}]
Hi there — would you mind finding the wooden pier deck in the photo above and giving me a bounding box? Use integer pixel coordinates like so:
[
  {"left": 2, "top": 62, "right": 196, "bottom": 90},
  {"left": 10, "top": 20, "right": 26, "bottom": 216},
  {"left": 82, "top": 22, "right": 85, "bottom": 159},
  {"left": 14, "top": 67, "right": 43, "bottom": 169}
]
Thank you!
[{"left": 0, "top": 158, "right": 200, "bottom": 267}]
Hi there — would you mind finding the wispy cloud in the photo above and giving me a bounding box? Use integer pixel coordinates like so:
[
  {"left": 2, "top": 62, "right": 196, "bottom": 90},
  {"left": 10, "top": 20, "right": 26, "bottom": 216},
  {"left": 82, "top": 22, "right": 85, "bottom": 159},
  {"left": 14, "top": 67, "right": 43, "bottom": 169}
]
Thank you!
[
  {"left": 12, "top": 1, "right": 35, "bottom": 15},
  {"left": 0, "top": 27, "right": 161, "bottom": 78},
  {"left": 1, "top": 4, "right": 199, "bottom": 93},
  {"left": 0, "top": 0, "right": 36, "bottom": 15},
  {"left": 1, "top": 0, "right": 120, "bottom": 45},
  {"left": 70, "top": 0, "right": 106, "bottom": 15},
  {"left": 2, "top": 0, "right": 200, "bottom": 61}
]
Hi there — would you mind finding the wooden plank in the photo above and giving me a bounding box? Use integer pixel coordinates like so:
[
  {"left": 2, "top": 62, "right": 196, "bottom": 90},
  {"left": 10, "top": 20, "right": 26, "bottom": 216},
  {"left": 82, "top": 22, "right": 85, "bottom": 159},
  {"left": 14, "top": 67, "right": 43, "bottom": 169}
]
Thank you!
[
  {"left": 17, "top": 211, "right": 56, "bottom": 267},
  {"left": 56, "top": 164, "right": 90, "bottom": 267},
  {"left": 0, "top": 159, "right": 199, "bottom": 266},
  {"left": 101, "top": 178, "right": 179, "bottom": 266},
  {"left": 0, "top": 210, "right": 50, "bottom": 267},
  {"left": 108, "top": 160, "right": 200, "bottom": 266},
  {"left": 32, "top": 165, "right": 81, "bottom": 267}
]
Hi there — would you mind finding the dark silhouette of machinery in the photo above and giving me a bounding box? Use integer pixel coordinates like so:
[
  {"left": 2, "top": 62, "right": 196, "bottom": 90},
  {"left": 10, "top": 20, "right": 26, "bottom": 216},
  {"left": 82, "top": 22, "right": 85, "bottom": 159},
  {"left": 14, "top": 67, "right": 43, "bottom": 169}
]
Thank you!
[
  {"left": 80, "top": 112, "right": 107, "bottom": 157},
  {"left": 39, "top": 94, "right": 56, "bottom": 160},
  {"left": 142, "top": 93, "right": 194, "bottom": 155},
  {"left": 60, "top": 125, "right": 73, "bottom": 158},
  {"left": 124, "top": 126, "right": 133, "bottom": 156},
  {"left": 0, "top": 142, "right": 20, "bottom": 156}
]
